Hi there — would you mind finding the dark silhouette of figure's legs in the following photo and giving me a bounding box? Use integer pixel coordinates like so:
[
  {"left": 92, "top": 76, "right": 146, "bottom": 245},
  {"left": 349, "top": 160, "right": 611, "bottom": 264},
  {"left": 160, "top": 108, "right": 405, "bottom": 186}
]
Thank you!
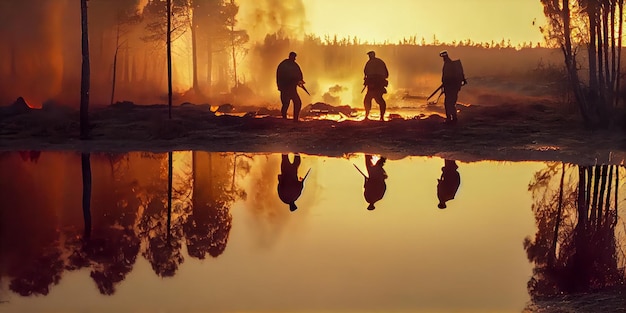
[
  {"left": 281, "top": 88, "right": 301, "bottom": 121},
  {"left": 374, "top": 95, "right": 386, "bottom": 121},
  {"left": 363, "top": 92, "right": 374, "bottom": 120},
  {"left": 444, "top": 89, "right": 459, "bottom": 122},
  {"left": 292, "top": 93, "right": 302, "bottom": 122},
  {"left": 280, "top": 92, "right": 291, "bottom": 119}
]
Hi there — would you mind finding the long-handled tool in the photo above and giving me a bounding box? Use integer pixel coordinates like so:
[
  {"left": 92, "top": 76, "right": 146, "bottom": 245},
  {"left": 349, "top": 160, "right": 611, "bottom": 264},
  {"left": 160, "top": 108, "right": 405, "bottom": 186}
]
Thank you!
[
  {"left": 298, "top": 83, "right": 310, "bottom": 95},
  {"left": 353, "top": 164, "right": 368, "bottom": 178},
  {"left": 426, "top": 84, "right": 443, "bottom": 104}
]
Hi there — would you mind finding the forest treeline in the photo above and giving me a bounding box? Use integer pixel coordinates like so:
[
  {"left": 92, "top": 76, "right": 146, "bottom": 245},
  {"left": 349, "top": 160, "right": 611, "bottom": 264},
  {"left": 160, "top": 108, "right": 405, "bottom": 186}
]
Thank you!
[{"left": 0, "top": 0, "right": 564, "bottom": 109}]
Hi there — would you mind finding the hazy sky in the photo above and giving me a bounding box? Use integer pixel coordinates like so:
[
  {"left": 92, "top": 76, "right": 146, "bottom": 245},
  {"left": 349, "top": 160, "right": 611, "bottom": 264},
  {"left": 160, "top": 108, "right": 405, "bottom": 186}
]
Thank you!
[{"left": 302, "top": 0, "right": 547, "bottom": 45}]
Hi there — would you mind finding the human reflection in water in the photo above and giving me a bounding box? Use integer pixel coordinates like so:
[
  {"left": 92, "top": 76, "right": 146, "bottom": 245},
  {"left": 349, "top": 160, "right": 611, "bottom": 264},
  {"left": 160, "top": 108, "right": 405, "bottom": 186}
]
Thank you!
[
  {"left": 357, "top": 155, "right": 387, "bottom": 210},
  {"left": 278, "top": 154, "right": 309, "bottom": 212},
  {"left": 437, "top": 159, "right": 460, "bottom": 209}
]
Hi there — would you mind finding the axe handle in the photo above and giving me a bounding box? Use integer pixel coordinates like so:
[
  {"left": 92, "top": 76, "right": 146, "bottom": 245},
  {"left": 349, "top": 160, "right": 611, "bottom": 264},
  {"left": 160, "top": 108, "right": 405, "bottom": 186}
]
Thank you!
[{"left": 427, "top": 84, "right": 443, "bottom": 101}]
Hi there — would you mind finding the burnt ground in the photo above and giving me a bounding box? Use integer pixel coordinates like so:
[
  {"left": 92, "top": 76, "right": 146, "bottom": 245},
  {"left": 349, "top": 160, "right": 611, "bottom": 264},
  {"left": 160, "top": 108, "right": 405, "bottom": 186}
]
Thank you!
[{"left": 0, "top": 99, "right": 625, "bottom": 165}]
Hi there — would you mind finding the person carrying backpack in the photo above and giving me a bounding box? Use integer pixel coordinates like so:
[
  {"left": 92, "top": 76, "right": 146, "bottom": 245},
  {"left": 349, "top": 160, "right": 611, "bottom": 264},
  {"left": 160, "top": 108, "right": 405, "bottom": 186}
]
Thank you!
[{"left": 440, "top": 50, "right": 467, "bottom": 124}]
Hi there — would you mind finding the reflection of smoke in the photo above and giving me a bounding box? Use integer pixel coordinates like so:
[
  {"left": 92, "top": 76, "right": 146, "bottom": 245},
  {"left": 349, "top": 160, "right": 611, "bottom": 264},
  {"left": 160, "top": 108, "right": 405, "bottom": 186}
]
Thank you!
[
  {"left": 322, "top": 84, "right": 347, "bottom": 105},
  {"left": 237, "top": 0, "right": 308, "bottom": 43}
]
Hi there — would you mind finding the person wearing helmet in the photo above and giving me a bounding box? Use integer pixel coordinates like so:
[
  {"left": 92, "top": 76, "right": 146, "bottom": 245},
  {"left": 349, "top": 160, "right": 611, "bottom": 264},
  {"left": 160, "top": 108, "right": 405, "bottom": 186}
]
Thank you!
[
  {"left": 278, "top": 154, "right": 308, "bottom": 212},
  {"left": 363, "top": 155, "right": 388, "bottom": 210},
  {"left": 437, "top": 159, "right": 461, "bottom": 209},
  {"left": 276, "top": 51, "right": 305, "bottom": 121},
  {"left": 363, "top": 51, "right": 389, "bottom": 121},
  {"left": 440, "top": 50, "right": 467, "bottom": 124}
]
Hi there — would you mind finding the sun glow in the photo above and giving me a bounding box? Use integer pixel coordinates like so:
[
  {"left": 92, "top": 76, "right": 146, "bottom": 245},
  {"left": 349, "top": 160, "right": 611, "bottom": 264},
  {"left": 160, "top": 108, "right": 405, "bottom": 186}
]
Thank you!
[
  {"left": 171, "top": 29, "right": 193, "bottom": 92},
  {"left": 301, "top": 0, "right": 547, "bottom": 46}
]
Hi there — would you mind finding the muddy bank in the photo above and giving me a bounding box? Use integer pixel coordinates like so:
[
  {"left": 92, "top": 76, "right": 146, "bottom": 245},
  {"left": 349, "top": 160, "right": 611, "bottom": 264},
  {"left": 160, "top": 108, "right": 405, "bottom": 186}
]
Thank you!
[{"left": 1, "top": 101, "right": 625, "bottom": 164}]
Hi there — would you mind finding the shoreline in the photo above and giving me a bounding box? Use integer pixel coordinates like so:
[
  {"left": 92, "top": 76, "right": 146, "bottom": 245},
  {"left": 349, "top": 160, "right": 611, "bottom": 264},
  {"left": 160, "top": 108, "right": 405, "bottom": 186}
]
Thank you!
[{"left": 1, "top": 103, "right": 625, "bottom": 164}]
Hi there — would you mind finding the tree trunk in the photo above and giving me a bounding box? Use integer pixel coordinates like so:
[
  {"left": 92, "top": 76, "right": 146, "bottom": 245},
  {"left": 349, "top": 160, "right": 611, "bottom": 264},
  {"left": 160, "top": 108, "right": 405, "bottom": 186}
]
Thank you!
[
  {"left": 167, "top": 0, "right": 173, "bottom": 119},
  {"left": 563, "top": 0, "right": 593, "bottom": 125},
  {"left": 191, "top": 6, "right": 200, "bottom": 94},
  {"left": 110, "top": 24, "right": 120, "bottom": 105},
  {"left": 578, "top": 166, "right": 588, "bottom": 226},
  {"left": 207, "top": 39, "right": 213, "bottom": 96},
  {"left": 80, "top": 0, "right": 90, "bottom": 139},
  {"left": 549, "top": 162, "right": 566, "bottom": 267},
  {"left": 230, "top": 0, "right": 237, "bottom": 89},
  {"left": 81, "top": 153, "right": 92, "bottom": 238},
  {"left": 597, "top": 164, "right": 608, "bottom": 225},
  {"left": 591, "top": 165, "right": 601, "bottom": 226},
  {"left": 615, "top": 0, "right": 623, "bottom": 108},
  {"left": 587, "top": 2, "right": 598, "bottom": 91},
  {"left": 167, "top": 151, "right": 173, "bottom": 241}
]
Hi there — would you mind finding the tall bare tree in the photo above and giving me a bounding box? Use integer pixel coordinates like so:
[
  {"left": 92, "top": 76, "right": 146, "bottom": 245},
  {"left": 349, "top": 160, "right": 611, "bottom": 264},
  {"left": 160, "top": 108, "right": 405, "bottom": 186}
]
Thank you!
[
  {"left": 540, "top": 0, "right": 625, "bottom": 128},
  {"left": 80, "top": 0, "right": 91, "bottom": 138},
  {"left": 167, "top": 0, "right": 173, "bottom": 119}
]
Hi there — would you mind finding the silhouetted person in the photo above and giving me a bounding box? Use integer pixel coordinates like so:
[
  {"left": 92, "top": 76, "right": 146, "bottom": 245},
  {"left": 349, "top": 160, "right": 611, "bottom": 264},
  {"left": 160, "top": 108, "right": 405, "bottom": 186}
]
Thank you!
[
  {"left": 440, "top": 50, "right": 467, "bottom": 124},
  {"left": 363, "top": 51, "right": 389, "bottom": 121},
  {"left": 437, "top": 159, "right": 460, "bottom": 209},
  {"left": 276, "top": 51, "right": 305, "bottom": 121},
  {"left": 278, "top": 154, "right": 308, "bottom": 211},
  {"left": 362, "top": 155, "right": 388, "bottom": 210}
]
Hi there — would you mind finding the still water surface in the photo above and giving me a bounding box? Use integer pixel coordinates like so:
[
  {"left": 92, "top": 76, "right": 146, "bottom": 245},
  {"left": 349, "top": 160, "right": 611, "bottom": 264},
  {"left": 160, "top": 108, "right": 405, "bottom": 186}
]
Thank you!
[{"left": 0, "top": 151, "right": 624, "bottom": 312}]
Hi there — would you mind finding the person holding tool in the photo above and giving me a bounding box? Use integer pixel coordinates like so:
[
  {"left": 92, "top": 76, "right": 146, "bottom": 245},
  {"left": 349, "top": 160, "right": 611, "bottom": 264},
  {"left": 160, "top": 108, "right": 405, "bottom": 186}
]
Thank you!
[
  {"left": 439, "top": 50, "right": 467, "bottom": 124},
  {"left": 276, "top": 51, "right": 307, "bottom": 121},
  {"left": 362, "top": 51, "right": 389, "bottom": 121},
  {"left": 278, "top": 154, "right": 310, "bottom": 212}
]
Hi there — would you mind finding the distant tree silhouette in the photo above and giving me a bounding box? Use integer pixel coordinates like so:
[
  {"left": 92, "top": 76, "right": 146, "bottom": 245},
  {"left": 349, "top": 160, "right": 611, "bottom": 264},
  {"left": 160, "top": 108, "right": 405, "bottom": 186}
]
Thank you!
[{"left": 80, "top": 0, "right": 90, "bottom": 138}]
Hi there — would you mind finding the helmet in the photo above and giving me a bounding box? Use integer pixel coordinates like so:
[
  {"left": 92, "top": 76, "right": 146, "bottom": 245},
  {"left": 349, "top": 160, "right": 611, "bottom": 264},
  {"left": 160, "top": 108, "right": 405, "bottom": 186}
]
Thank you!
[{"left": 439, "top": 50, "right": 448, "bottom": 57}]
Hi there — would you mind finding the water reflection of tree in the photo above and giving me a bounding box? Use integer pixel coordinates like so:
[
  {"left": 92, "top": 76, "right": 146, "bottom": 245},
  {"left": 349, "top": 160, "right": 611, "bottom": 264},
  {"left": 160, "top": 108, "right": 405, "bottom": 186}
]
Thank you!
[
  {"left": 0, "top": 153, "right": 65, "bottom": 296},
  {"left": 65, "top": 153, "right": 151, "bottom": 295},
  {"left": 138, "top": 152, "right": 185, "bottom": 277},
  {"left": 525, "top": 163, "right": 625, "bottom": 299},
  {"left": 183, "top": 152, "right": 246, "bottom": 259}
]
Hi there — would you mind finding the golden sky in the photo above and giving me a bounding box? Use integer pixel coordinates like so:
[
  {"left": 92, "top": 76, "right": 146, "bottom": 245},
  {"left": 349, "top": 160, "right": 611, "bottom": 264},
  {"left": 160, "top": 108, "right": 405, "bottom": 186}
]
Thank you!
[{"left": 302, "top": 0, "right": 547, "bottom": 45}]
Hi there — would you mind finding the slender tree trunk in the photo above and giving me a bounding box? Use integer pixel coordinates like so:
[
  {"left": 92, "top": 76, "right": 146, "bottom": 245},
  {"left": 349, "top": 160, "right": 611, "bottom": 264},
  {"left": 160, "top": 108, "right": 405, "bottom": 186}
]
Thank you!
[
  {"left": 191, "top": 6, "right": 200, "bottom": 94},
  {"left": 167, "top": 0, "right": 173, "bottom": 119},
  {"left": 579, "top": 166, "right": 589, "bottom": 226},
  {"left": 605, "top": 165, "right": 613, "bottom": 225},
  {"left": 110, "top": 23, "right": 120, "bottom": 105},
  {"left": 597, "top": 164, "right": 608, "bottom": 224},
  {"left": 591, "top": 165, "right": 601, "bottom": 226},
  {"left": 207, "top": 39, "right": 213, "bottom": 96},
  {"left": 80, "top": 0, "right": 90, "bottom": 139},
  {"left": 230, "top": 0, "right": 237, "bottom": 89},
  {"left": 588, "top": 2, "right": 598, "bottom": 91},
  {"left": 563, "top": 0, "right": 593, "bottom": 125},
  {"left": 167, "top": 151, "right": 173, "bottom": 241},
  {"left": 81, "top": 153, "right": 92, "bottom": 238},
  {"left": 615, "top": 0, "right": 623, "bottom": 108},
  {"left": 549, "top": 162, "right": 567, "bottom": 267},
  {"left": 614, "top": 166, "right": 620, "bottom": 227},
  {"left": 601, "top": 4, "right": 611, "bottom": 94}
]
